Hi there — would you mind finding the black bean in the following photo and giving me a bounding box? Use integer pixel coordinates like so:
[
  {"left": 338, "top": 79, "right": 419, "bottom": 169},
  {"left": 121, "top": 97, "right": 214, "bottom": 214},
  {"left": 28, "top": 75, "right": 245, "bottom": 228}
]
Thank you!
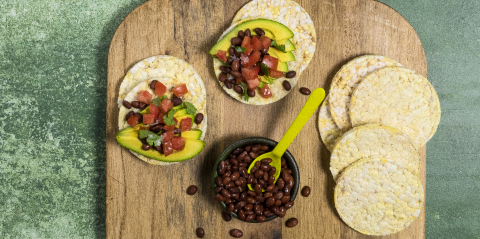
[
  {"left": 214, "top": 194, "right": 225, "bottom": 202},
  {"left": 218, "top": 161, "right": 226, "bottom": 175},
  {"left": 187, "top": 185, "right": 198, "bottom": 195},
  {"left": 134, "top": 113, "right": 142, "bottom": 122},
  {"left": 142, "top": 144, "right": 151, "bottom": 151},
  {"left": 286, "top": 218, "right": 298, "bottom": 228},
  {"left": 194, "top": 113, "right": 204, "bottom": 124},
  {"left": 154, "top": 145, "right": 163, "bottom": 153},
  {"left": 229, "top": 47, "right": 235, "bottom": 56},
  {"left": 231, "top": 37, "right": 243, "bottom": 46},
  {"left": 222, "top": 211, "right": 232, "bottom": 222},
  {"left": 174, "top": 128, "right": 181, "bottom": 135},
  {"left": 150, "top": 80, "right": 158, "bottom": 90},
  {"left": 224, "top": 81, "right": 232, "bottom": 89},
  {"left": 238, "top": 30, "right": 245, "bottom": 39},
  {"left": 247, "top": 89, "right": 255, "bottom": 97},
  {"left": 131, "top": 101, "right": 140, "bottom": 108},
  {"left": 302, "top": 186, "right": 311, "bottom": 197},
  {"left": 256, "top": 215, "right": 266, "bottom": 222},
  {"left": 234, "top": 85, "right": 243, "bottom": 94},
  {"left": 122, "top": 100, "right": 132, "bottom": 109},
  {"left": 254, "top": 28, "right": 265, "bottom": 36},
  {"left": 138, "top": 102, "right": 147, "bottom": 109},
  {"left": 261, "top": 47, "right": 268, "bottom": 55},
  {"left": 227, "top": 56, "right": 234, "bottom": 65},
  {"left": 285, "top": 71, "right": 296, "bottom": 78},
  {"left": 232, "top": 147, "right": 244, "bottom": 155},
  {"left": 245, "top": 29, "right": 251, "bottom": 37},
  {"left": 245, "top": 214, "right": 255, "bottom": 223},
  {"left": 219, "top": 72, "right": 228, "bottom": 82},
  {"left": 196, "top": 228, "right": 205, "bottom": 238},
  {"left": 282, "top": 80, "right": 292, "bottom": 91},
  {"left": 125, "top": 111, "right": 134, "bottom": 121},
  {"left": 231, "top": 60, "right": 240, "bottom": 71},
  {"left": 299, "top": 87, "right": 311, "bottom": 95},
  {"left": 150, "top": 124, "right": 163, "bottom": 133},
  {"left": 284, "top": 201, "right": 294, "bottom": 210},
  {"left": 219, "top": 66, "right": 228, "bottom": 73}
]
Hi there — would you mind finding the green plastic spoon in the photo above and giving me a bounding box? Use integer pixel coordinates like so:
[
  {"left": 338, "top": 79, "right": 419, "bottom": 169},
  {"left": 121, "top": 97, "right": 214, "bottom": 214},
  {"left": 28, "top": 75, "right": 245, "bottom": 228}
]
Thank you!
[{"left": 247, "top": 88, "right": 326, "bottom": 191}]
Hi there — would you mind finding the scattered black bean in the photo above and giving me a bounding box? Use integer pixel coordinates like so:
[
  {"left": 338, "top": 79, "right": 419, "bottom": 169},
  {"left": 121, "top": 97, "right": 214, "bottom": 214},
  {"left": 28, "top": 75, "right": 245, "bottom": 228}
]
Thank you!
[
  {"left": 282, "top": 80, "right": 292, "bottom": 91},
  {"left": 299, "top": 87, "right": 311, "bottom": 95},
  {"left": 172, "top": 97, "right": 183, "bottom": 106},
  {"left": 230, "top": 229, "right": 243, "bottom": 238},
  {"left": 285, "top": 71, "right": 296, "bottom": 78},
  {"left": 196, "top": 228, "right": 205, "bottom": 238},
  {"left": 150, "top": 80, "right": 158, "bottom": 90},
  {"left": 194, "top": 113, "right": 204, "bottom": 124},
  {"left": 254, "top": 28, "right": 265, "bottom": 36},
  {"left": 286, "top": 218, "right": 298, "bottom": 228},
  {"left": 301, "top": 186, "right": 311, "bottom": 197},
  {"left": 234, "top": 85, "right": 243, "bottom": 94},
  {"left": 131, "top": 101, "right": 140, "bottom": 108},
  {"left": 187, "top": 185, "right": 198, "bottom": 195},
  {"left": 122, "top": 100, "right": 132, "bottom": 109},
  {"left": 222, "top": 211, "right": 232, "bottom": 222}
]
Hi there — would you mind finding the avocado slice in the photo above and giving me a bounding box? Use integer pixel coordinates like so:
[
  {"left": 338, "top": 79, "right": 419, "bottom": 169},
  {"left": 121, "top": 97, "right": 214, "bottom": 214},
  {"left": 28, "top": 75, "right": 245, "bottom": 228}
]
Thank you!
[
  {"left": 276, "top": 39, "right": 296, "bottom": 52},
  {"left": 277, "top": 62, "right": 289, "bottom": 72},
  {"left": 116, "top": 127, "right": 205, "bottom": 162},
  {"left": 209, "top": 19, "right": 294, "bottom": 56},
  {"left": 181, "top": 129, "right": 203, "bottom": 140},
  {"left": 268, "top": 47, "right": 295, "bottom": 62}
]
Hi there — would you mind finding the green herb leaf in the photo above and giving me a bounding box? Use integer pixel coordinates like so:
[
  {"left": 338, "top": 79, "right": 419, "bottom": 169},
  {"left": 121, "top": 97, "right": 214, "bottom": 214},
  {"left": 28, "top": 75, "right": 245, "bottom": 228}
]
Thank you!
[
  {"left": 152, "top": 95, "right": 167, "bottom": 107},
  {"left": 223, "top": 63, "right": 232, "bottom": 67},
  {"left": 235, "top": 46, "right": 246, "bottom": 53},
  {"left": 163, "top": 108, "right": 177, "bottom": 126},
  {"left": 271, "top": 40, "right": 286, "bottom": 53},
  {"left": 138, "top": 130, "right": 163, "bottom": 147},
  {"left": 240, "top": 82, "right": 250, "bottom": 102},
  {"left": 260, "top": 63, "right": 270, "bottom": 77},
  {"left": 183, "top": 102, "right": 197, "bottom": 115}
]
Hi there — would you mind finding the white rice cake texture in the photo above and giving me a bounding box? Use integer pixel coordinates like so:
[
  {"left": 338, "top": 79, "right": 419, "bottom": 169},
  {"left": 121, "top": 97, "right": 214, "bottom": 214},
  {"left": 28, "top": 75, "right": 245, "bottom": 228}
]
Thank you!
[
  {"left": 212, "top": 0, "right": 316, "bottom": 105},
  {"left": 330, "top": 124, "right": 420, "bottom": 181},
  {"left": 334, "top": 157, "right": 424, "bottom": 236},
  {"left": 118, "top": 79, "right": 207, "bottom": 165},
  {"left": 349, "top": 66, "right": 441, "bottom": 149},
  {"left": 329, "top": 55, "right": 402, "bottom": 130},
  {"left": 318, "top": 95, "right": 344, "bottom": 151}
]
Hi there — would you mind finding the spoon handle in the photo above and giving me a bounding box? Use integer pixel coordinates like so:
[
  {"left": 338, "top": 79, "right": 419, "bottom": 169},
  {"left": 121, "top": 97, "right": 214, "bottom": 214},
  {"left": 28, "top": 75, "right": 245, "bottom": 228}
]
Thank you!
[{"left": 272, "top": 88, "right": 326, "bottom": 157}]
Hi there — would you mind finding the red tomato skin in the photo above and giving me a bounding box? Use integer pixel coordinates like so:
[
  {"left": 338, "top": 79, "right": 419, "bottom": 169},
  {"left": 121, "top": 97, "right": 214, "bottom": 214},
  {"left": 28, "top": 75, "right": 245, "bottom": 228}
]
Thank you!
[
  {"left": 241, "top": 50, "right": 261, "bottom": 68},
  {"left": 259, "top": 36, "right": 272, "bottom": 49},
  {"left": 236, "top": 78, "right": 244, "bottom": 85},
  {"left": 180, "top": 118, "right": 192, "bottom": 132},
  {"left": 241, "top": 36, "right": 253, "bottom": 55},
  {"left": 172, "top": 84, "right": 188, "bottom": 97},
  {"left": 246, "top": 77, "right": 261, "bottom": 91},
  {"left": 142, "top": 114, "right": 156, "bottom": 125},
  {"left": 260, "top": 84, "right": 273, "bottom": 98},
  {"left": 163, "top": 125, "right": 175, "bottom": 132},
  {"left": 149, "top": 103, "right": 160, "bottom": 118},
  {"left": 154, "top": 81, "right": 167, "bottom": 96},
  {"left": 216, "top": 50, "right": 227, "bottom": 62},
  {"left": 250, "top": 36, "right": 262, "bottom": 51},
  {"left": 162, "top": 131, "right": 175, "bottom": 143},
  {"left": 137, "top": 91, "right": 152, "bottom": 104},
  {"left": 127, "top": 115, "right": 139, "bottom": 127},
  {"left": 172, "top": 137, "right": 186, "bottom": 151},
  {"left": 157, "top": 112, "right": 165, "bottom": 124},
  {"left": 162, "top": 140, "right": 174, "bottom": 157},
  {"left": 159, "top": 99, "right": 173, "bottom": 113},
  {"left": 241, "top": 65, "right": 260, "bottom": 80},
  {"left": 262, "top": 55, "right": 278, "bottom": 70},
  {"left": 269, "top": 69, "right": 285, "bottom": 78}
]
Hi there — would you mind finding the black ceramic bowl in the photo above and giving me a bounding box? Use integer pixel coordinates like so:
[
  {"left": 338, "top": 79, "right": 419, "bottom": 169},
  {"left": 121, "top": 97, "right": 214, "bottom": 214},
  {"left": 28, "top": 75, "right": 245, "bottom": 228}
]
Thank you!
[{"left": 212, "top": 137, "right": 300, "bottom": 223}]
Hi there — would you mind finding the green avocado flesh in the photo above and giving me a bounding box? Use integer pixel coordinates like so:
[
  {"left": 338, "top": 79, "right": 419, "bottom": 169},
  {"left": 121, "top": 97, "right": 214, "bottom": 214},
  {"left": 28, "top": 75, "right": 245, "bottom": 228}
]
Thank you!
[
  {"left": 268, "top": 47, "right": 295, "bottom": 62},
  {"left": 116, "top": 127, "right": 205, "bottom": 162},
  {"left": 276, "top": 39, "right": 296, "bottom": 52},
  {"left": 277, "top": 62, "right": 289, "bottom": 72},
  {"left": 209, "top": 19, "right": 294, "bottom": 56},
  {"left": 182, "top": 129, "right": 202, "bottom": 140}
]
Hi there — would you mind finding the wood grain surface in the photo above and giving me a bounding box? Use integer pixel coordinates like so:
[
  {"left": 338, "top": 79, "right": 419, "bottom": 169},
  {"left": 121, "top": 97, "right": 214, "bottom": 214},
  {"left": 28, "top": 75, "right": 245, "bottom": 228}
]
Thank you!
[{"left": 106, "top": 0, "right": 427, "bottom": 238}]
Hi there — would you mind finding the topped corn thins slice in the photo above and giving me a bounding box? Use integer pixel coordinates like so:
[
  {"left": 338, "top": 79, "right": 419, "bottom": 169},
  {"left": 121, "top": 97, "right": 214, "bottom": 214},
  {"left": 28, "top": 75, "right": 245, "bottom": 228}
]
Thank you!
[
  {"left": 318, "top": 95, "right": 345, "bottom": 151},
  {"left": 334, "top": 157, "right": 424, "bottom": 236},
  {"left": 330, "top": 124, "right": 420, "bottom": 181},
  {"left": 329, "top": 55, "right": 402, "bottom": 130},
  {"left": 349, "top": 66, "right": 441, "bottom": 149}
]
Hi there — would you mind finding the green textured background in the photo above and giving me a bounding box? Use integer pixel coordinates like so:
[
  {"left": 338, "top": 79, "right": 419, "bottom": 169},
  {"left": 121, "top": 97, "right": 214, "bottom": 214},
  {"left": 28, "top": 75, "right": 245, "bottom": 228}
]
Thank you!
[{"left": 0, "top": 0, "right": 478, "bottom": 238}]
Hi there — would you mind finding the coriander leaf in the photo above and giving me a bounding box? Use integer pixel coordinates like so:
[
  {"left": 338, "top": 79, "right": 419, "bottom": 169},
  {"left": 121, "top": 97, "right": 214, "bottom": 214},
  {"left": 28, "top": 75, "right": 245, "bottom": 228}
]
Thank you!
[
  {"left": 163, "top": 108, "right": 177, "bottom": 126},
  {"left": 139, "top": 130, "right": 163, "bottom": 147},
  {"left": 152, "top": 96, "right": 167, "bottom": 107},
  {"left": 240, "top": 82, "right": 250, "bottom": 102},
  {"left": 139, "top": 130, "right": 151, "bottom": 139},
  {"left": 235, "top": 46, "right": 246, "bottom": 53},
  {"left": 260, "top": 63, "right": 270, "bottom": 77},
  {"left": 183, "top": 102, "right": 197, "bottom": 115},
  {"left": 271, "top": 40, "right": 286, "bottom": 53}
]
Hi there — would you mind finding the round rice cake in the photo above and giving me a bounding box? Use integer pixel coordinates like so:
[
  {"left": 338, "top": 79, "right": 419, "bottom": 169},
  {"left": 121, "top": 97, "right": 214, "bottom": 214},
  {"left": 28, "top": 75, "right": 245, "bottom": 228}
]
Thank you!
[
  {"left": 330, "top": 124, "right": 420, "bottom": 181},
  {"left": 318, "top": 95, "right": 344, "bottom": 151},
  {"left": 118, "top": 79, "right": 207, "bottom": 166},
  {"left": 334, "top": 157, "right": 424, "bottom": 236},
  {"left": 329, "top": 55, "right": 402, "bottom": 130},
  {"left": 213, "top": 0, "right": 316, "bottom": 105},
  {"left": 349, "top": 66, "right": 441, "bottom": 149}
]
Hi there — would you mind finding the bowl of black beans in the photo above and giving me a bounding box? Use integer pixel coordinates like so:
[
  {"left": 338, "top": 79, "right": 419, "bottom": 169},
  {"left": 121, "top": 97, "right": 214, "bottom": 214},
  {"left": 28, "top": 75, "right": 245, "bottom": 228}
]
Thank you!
[{"left": 212, "top": 137, "right": 299, "bottom": 223}]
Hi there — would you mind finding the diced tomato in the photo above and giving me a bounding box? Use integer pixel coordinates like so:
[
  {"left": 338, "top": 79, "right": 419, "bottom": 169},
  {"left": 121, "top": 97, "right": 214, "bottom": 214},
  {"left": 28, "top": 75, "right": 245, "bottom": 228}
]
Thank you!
[
  {"left": 157, "top": 112, "right": 165, "bottom": 124},
  {"left": 137, "top": 91, "right": 152, "bottom": 104},
  {"left": 246, "top": 77, "right": 261, "bottom": 91},
  {"left": 260, "top": 84, "right": 272, "bottom": 98},
  {"left": 162, "top": 130, "right": 175, "bottom": 142},
  {"left": 262, "top": 55, "right": 279, "bottom": 70},
  {"left": 269, "top": 69, "right": 285, "bottom": 78},
  {"left": 159, "top": 99, "right": 173, "bottom": 113},
  {"left": 216, "top": 50, "right": 227, "bottom": 62},
  {"left": 149, "top": 103, "right": 160, "bottom": 118},
  {"left": 139, "top": 126, "right": 148, "bottom": 131},
  {"left": 174, "top": 117, "right": 178, "bottom": 125},
  {"left": 172, "top": 84, "right": 188, "bottom": 97},
  {"left": 154, "top": 81, "right": 167, "bottom": 96},
  {"left": 127, "top": 115, "right": 139, "bottom": 127},
  {"left": 142, "top": 114, "right": 155, "bottom": 125},
  {"left": 236, "top": 78, "right": 244, "bottom": 85},
  {"left": 250, "top": 36, "right": 262, "bottom": 51},
  {"left": 163, "top": 125, "right": 175, "bottom": 132},
  {"left": 259, "top": 36, "right": 272, "bottom": 49},
  {"left": 241, "top": 36, "right": 253, "bottom": 55},
  {"left": 162, "top": 140, "right": 174, "bottom": 157},
  {"left": 241, "top": 50, "right": 261, "bottom": 68},
  {"left": 241, "top": 65, "right": 260, "bottom": 80},
  {"left": 172, "top": 137, "right": 186, "bottom": 151},
  {"left": 180, "top": 118, "right": 192, "bottom": 132}
]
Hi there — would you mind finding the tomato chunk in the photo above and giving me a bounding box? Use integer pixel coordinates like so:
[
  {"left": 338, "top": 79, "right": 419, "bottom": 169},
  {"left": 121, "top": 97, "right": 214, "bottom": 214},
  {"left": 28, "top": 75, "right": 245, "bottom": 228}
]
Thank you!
[
  {"left": 149, "top": 103, "right": 160, "bottom": 118},
  {"left": 241, "top": 50, "right": 261, "bottom": 68},
  {"left": 154, "top": 81, "right": 167, "bottom": 96},
  {"left": 236, "top": 78, "right": 244, "bottom": 85},
  {"left": 246, "top": 77, "right": 261, "bottom": 91},
  {"left": 157, "top": 112, "right": 165, "bottom": 124},
  {"left": 180, "top": 118, "right": 192, "bottom": 132},
  {"left": 216, "top": 50, "right": 227, "bottom": 62},
  {"left": 241, "top": 65, "right": 260, "bottom": 80},
  {"left": 262, "top": 55, "right": 278, "bottom": 70},
  {"left": 269, "top": 69, "right": 285, "bottom": 79},
  {"left": 260, "top": 84, "right": 272, "bottom": 98},
  {"left": 162, "top": 130, "right": 175, "bottom": 143},
  {"left": 142, "top": 114, "right": 155, "bottom": 125},
  {"left": 127, "top": 115, "right": 139, "bottom": 127},
  {"left": 162, "top": 140, "right": 174, "bottom": 157},
  {"left": 172, "top": 137, "right": 186, "bottom": 151},
  {"left": 241, "top": 36, "right": 253, "bottom": 55},
  {"left": 159, "top": 99, "right": 173, "bottom": 113},
  {"left": 250, "top": 36, "right": 262, "bottom": 51},
  {"left": 137, "top": 91, "right": 152, "bottom": 104},
  {"left": 172, "top": 84, "right": 188, "bottom": 97},
  {"left": 259, "top": 36, "right": 272, "bottom": 49},
  {"left": 163, "top": 125, "right": 175, "bottom": 132}
]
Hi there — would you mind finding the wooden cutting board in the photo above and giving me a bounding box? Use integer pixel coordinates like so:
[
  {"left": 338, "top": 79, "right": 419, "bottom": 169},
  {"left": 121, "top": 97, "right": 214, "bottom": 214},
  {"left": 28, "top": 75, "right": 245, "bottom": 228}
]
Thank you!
[{"left": 106, "top": 0, "right": 426, "bottom": 238}]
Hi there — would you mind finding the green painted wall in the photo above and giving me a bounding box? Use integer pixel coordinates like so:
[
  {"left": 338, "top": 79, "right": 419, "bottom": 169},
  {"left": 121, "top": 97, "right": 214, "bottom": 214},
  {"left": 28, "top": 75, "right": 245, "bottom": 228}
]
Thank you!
[{"left": 0, "top": 0, "right": 478, "bottom": 238}]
